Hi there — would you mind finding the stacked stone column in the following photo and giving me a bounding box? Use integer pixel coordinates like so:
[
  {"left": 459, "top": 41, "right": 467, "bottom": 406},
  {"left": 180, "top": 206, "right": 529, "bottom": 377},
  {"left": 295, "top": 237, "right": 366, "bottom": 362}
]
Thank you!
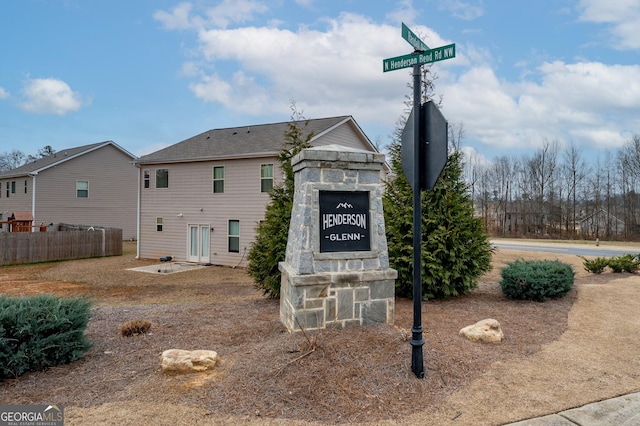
[{"left": 279, "top": 144, "right": 397, "bottom": 332}]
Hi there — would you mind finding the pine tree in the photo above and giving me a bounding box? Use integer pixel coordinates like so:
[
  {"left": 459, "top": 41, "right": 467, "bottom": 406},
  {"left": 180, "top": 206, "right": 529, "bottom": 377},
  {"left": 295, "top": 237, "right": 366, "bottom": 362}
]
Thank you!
[
  {"left": 247, "top": 108, "right": 313, "bottom": 298},
  {"left": 383, "top": 78, "right": 492, "bottom": 299}
]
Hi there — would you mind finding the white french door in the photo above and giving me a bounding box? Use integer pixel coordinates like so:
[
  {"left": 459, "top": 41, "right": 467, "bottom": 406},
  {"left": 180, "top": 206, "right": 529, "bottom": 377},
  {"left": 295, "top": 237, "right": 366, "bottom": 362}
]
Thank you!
[{"left": 188, "top": 224, "right": 210, "bottom": 263}]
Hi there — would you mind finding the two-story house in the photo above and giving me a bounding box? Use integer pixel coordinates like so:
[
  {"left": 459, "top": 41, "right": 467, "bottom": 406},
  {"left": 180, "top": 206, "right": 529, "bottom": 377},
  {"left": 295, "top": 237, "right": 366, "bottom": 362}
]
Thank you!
[
  {"left": 133, "top": 116, "right": 380, "bottom": 267},
  {"left": 0, "top": 141, "right": 138, "bottom": 238}
]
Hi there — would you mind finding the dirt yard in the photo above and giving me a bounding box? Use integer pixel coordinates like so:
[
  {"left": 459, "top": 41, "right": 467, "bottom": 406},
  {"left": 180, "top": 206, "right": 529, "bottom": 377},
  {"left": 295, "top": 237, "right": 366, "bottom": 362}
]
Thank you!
[{"left": 1, "top": 241, "right": 639, "bottom": 425}]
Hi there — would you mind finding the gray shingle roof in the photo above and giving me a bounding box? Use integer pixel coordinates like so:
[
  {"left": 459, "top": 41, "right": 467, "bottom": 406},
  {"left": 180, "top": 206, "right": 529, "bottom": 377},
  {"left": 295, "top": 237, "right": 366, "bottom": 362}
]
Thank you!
[
  {"left": 134, "top": 116, "right": 357, "bottom": 165},
  {"left": 0, "top": 141, "right": 135, "bottom": 178}
]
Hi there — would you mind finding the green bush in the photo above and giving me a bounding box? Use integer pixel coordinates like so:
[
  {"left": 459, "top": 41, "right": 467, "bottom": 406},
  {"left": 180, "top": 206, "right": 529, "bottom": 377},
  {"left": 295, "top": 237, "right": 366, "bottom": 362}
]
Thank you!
[
  {"left": 248, "top": 113, "right": 313, "bottom": 298},
  {"left": 607, "top": 254, "right": 640, "bottom": 273},
  {"left": 0, "top": 294, "right": 92, "bottom": 379},
  {"left": 580, "top": 256, "right": 609, "bottom": 274},
  {"left": 385, "top": 150, "right": 493, "bottom": 300},
  {"left": 500, "top": 260, "right": 575, "bottom": 302}
]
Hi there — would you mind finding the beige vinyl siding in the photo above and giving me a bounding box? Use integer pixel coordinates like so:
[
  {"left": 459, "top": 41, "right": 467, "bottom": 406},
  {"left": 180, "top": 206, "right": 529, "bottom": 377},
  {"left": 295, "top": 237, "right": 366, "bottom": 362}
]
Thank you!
[
  {"left": 138, "top": 156, "right": 282, "bottom": 266},
  {"left": 33, "top": 145, "right": 138, "bottom": 238},
  {"left": 136, "top": 119, "right": 382, "bottom": 267},
  {"left": 311, "top": 121, "right": 372, "bottom": 150},
  {"left": 0, "top": 178, "right": 33, "bottom": 231},
  {"left": 312, "top": 122, "right": 388, "bottom": 180}
]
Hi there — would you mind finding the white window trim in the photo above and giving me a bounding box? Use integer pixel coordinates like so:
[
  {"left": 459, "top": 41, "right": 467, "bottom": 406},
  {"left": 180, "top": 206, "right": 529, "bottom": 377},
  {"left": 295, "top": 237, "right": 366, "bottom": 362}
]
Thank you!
[
  {"left": 213, "top": 166, "right": 224, "bottom": 194},
  {"left": 76, "top": 180, "right": 89, "bottom": 198}
]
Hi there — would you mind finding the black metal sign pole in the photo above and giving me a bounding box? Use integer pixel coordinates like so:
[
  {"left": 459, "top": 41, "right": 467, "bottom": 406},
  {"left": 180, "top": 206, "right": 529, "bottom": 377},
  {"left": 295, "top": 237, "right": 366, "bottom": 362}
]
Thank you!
[{"left": 410, "top": 62, "right": 425, "bottom": 378}]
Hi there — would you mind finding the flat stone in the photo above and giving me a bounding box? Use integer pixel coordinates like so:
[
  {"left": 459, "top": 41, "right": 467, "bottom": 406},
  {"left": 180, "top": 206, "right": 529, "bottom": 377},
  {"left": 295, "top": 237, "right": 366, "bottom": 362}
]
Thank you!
[
  {"left": 459, "top": 318, "right": 504, "bottom": 344},
  {"left": 161, "top": 349, "right": 218, "bottom": 374}
]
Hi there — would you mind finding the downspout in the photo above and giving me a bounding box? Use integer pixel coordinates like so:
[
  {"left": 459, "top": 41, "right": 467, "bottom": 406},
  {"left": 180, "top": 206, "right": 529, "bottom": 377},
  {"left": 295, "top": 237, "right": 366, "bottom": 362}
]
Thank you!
[
  {"left": 28, "top": 172, "right": 37, "bottom": 232},
  {"left": 135, "top": 164, "right": 141, "bottom": 259}
]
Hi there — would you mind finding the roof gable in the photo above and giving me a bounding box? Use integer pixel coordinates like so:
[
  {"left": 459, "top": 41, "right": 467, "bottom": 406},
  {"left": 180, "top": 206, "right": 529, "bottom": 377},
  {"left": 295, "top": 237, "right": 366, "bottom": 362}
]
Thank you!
[
  {"left": 0, "top": 141, "right": 136, "bottom": 178},
  {"left": 134, "top": 116, "right": 375, "bottom": 165}
]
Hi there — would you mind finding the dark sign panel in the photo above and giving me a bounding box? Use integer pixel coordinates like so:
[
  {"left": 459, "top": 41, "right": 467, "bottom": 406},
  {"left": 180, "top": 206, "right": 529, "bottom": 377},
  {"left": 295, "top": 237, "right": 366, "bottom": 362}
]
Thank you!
[
  {"left": 422, "top": 100, "right": 448, "bottom": 190},
  {"left": 319, "top": 191, "right": 370, "bottom": 253}
]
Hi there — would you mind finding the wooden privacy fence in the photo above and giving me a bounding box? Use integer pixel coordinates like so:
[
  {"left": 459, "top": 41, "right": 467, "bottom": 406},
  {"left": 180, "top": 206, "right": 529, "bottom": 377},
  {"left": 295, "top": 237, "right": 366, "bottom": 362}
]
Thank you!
[{"left": 0, "top": 228, "right": 122, "bottom": 266}]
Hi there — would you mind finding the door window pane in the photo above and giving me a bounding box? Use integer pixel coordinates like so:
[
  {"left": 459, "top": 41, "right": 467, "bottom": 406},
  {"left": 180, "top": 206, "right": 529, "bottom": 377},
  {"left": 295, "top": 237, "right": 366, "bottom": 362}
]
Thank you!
[
  {"left": 190, "top": 226, "right": 198, "bottom": 257},
  {"left": 201, "top": 226, "right": 210, "bottom": 257}
]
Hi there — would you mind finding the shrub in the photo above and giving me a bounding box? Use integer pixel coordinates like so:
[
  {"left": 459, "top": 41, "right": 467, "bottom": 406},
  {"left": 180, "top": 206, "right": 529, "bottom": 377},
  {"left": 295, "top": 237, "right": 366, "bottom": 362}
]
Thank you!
[
  {"left": 580, "top": 256, "right": 609, "bottom": 274},
  {"left": 120, "top": 319, "right": 152, "bottom": 337},
  {"left": 385, "top": 150, "right": 493, "bottom": 300},
  {"left": 607, "top": 254, "right": 640, "bottom": 273},
  {"left": 0, "top": 294, "right": 92, "bottom": 379},
  {"left": 248, "top": 111, "right": 313, "bottom": 299},
  {"left": 500, "top": 260, "right": 575, "bottom": 302}
]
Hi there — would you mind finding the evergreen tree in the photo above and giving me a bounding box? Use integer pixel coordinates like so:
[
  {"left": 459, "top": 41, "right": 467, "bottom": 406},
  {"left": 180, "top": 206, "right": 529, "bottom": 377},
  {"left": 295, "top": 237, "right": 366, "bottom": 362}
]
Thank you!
[
  {"left": 247, "top": 108, "right": 313, "bottom": 298},
  {"left": 383, "top": 90, "right": 492, "bottom": 300}
]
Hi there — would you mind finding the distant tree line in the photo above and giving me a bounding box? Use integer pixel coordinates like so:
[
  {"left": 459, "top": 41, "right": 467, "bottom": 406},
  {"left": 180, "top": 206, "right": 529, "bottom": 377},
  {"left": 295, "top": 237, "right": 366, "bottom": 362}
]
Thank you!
[
  {"left": 0, "top": 146, "right": 56, "bottom": 171},
  {"left": 464, "top": 134, "right": 640, "bottom": 241}
]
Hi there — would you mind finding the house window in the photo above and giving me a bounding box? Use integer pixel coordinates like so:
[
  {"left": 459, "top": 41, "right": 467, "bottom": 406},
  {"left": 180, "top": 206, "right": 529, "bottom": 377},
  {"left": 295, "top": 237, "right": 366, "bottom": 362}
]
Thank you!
[
  {"left": 213, "top": 166, "right": 224, "bottom": 193},
  {"left": 11, "top": 181, "right": 15, "bottom": 194},
  {"left": 261, "top": 164, "right": 273, "bottom": 193},
  {"left": 76, "top": 181, "right": 89, "bottom": 198},
  {"left": 228, "top": 220, "right": 240, "bottom": 253},
  {"left": 24, "top": 180, "right": 27, "bottom": 194},
  {"left": 156, "top": 217, "right": 163, "bottom": 232},
  {"left": 0, "top": 213, "right": 3, "bottom": 229},
  {"left": 156, "top": 169, "right": 169, "bottom": 188},
  {"left": 143, "top": 170, "right": 150, "bottom": 189},
  {"left": 5, "top": 182, "right": 9, "bottom": 198}
]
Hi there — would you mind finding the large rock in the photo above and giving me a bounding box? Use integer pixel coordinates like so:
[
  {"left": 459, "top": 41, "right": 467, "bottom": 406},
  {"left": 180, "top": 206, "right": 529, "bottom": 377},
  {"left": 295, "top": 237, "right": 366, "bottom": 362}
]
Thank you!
[
  {"left": 459, "top": 319, "right": 504, "bottom": 344},
  {"left": 161, "top": 349, "right": 218, "bottom": 373}
]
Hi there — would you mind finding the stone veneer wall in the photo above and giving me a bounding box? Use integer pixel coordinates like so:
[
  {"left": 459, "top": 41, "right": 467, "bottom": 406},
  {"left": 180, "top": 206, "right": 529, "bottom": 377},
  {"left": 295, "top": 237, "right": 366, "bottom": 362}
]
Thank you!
[{"left": 279, "top": 144, "right": 397, "bottom": 332}]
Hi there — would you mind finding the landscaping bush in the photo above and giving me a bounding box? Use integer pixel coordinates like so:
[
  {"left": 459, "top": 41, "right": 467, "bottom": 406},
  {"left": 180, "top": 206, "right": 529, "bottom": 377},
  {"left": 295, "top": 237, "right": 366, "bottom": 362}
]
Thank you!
[
  {"left": 580, "top": 256, "right": 609, "bottom": 274},
  {"left": 0, "top": 294, "right": 92, "bottom": 379},
  {"left": 500, "top": 260, "right": 575, "bottom": 302},
  {"left": 607, "top": 254, "right": 640, "bottom": 273}
]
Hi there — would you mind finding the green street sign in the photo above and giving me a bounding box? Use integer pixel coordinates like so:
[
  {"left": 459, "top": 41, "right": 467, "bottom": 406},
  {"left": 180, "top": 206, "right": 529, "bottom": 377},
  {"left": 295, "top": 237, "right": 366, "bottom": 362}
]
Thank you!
[
  {"left": 402, "top": 23, "right": 429, "bottom": 52},
  {"left": 383, "top": 43, "right": 456, "bottom": 72}
]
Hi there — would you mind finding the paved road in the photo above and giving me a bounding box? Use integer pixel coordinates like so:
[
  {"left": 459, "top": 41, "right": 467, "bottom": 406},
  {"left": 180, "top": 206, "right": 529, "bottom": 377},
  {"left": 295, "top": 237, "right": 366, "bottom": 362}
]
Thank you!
[{"left": 491, "top": 240, "right": 640, "bottom": 258}]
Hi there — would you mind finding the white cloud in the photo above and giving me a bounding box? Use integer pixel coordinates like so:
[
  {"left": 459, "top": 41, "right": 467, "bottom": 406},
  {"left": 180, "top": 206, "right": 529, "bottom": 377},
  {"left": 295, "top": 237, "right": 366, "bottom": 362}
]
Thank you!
[
  {"left": 178, "top": 12, "right": 453, "bottom": 132},
  {"left": 385, "top": 0, "right": 419, "bottom": 25},
  {"left": 154, "top": 0, "right": 269, "bottom": 30},
  {"left": 203, "top": 0, "right": 269, "bottom": 29},
  {"left": 461, "top": 145, "right": 490, "bottom": 168},
  {"left": 154, "top": 2, "right": 197, "bottom": 30},
  {"left": 19, "top": 78, "right": 86, "bottom": 115},
  {"left": 189, "top": 71, "right": 271, "bottom": 112},
  {"left": 433, "top": 0, "right": 484, "bottom": 21},
  {"left": 442, "top": 60, "right": 640, "bottom": 152},
  {"left": 156, "top": 3, "right": 638, "bottom": 158},
  {"left": 578, "top": 0, "right": 640, "bottom": 49},
  {"left": 0, "top": 87, "right": 9, "bottom": 99}
]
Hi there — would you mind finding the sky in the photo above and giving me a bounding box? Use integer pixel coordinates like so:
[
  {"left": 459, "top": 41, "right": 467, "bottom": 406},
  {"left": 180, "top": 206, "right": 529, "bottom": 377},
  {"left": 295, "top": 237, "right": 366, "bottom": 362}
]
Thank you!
[{"left": 1, "top": 0, "right": 639, "bottom": 164}]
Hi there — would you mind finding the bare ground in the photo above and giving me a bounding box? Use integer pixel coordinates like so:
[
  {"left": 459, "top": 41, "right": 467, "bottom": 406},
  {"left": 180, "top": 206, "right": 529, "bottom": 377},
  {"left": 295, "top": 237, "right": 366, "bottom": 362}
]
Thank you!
[{"left": 1, "top": 242, "right": 639, "bottom": 425}]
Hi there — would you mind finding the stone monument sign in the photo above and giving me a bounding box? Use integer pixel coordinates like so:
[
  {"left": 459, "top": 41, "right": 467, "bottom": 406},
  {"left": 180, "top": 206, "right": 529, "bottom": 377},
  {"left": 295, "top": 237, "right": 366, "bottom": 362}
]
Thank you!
[{"left": 279, "top": 144, "right": 397, "bottom": 332}]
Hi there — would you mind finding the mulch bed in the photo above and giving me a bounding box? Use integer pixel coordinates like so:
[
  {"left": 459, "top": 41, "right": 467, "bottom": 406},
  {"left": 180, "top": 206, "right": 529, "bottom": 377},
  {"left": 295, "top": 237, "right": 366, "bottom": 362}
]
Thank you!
[{"left": 1, "top": 267, "right": 579, "bottom": 424}]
